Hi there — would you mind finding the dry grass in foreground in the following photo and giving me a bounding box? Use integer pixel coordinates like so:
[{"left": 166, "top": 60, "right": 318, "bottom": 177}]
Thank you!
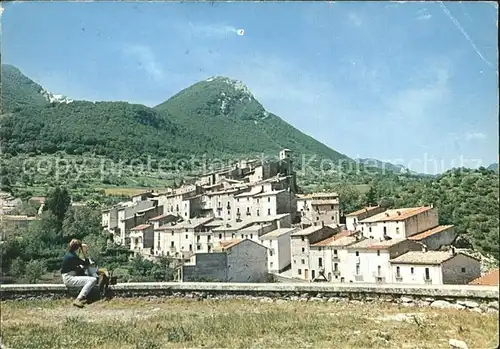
[{"left": 0, "top": 298, "right": 498, "bottom": 349}]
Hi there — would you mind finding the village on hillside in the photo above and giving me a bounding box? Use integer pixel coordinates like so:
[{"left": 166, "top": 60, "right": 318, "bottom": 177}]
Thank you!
[{"left": 94, "top": 149, "right": 490, "bottom": 286}]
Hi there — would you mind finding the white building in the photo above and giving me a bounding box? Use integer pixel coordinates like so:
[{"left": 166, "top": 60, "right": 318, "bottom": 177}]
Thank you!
[
  {"left": 308, "top": 230, "right": 359, "bottom": 283},
  {"left": 291, "top": 224, "right": 343, "bottom": 281},
  {"left": 357, "top": 206, "right": 439, "bottom": 241},
  {"left": 345, "top": 206, "right": 385, "bottom": 231},
  {"left": 297, "top": 192, "right": 340, "bottom": 227},
  {"left": 129, "top": 224, "right": 154, "bottom": 255},
  {"left": 259, "top": 227, "right": 297, "bottom": 273},
  {"left": 345, "top": 238, "right": 423, "bottom": 284},
  {"left": 390, "top": 250, "right": 481, "bottom": 285}
]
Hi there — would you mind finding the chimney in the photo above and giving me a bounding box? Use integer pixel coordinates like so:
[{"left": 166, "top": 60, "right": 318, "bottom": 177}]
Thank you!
[
  {"left": 397, "top": 211, "right": 401, "bottom": 216},
  {"left": 321, "top": 221, "right": 325, "bottom": 228},
  {"left": 450, "top": 246, "right": 456, "bottom": 255},
  {"left": 422, "top": 245, "right": 428, "bottom": 252}
]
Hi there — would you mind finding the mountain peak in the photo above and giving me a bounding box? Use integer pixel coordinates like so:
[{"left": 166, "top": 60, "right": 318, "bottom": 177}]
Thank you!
[{"left": 205, "top": 76, "right": 254, "bottom": 100}]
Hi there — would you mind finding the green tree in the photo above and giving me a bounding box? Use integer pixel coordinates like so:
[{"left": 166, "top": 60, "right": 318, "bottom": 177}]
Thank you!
[
  {"left": 10, "top": 257, "right": 26, "bottom": 278},
  {"left": 44, "top": 186, "right": 71, "bottom": 232},
  {"left": 24, "top": 260, "right": 47, "bottom": 283},
  {"left": 363, "top": 186, "right": 378, "bottom": 206}
]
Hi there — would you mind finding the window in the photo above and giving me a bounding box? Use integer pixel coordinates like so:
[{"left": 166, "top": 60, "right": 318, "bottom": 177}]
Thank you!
[
  {"left": 294, "top": 260, "right": 296, "bottom": 264},
  {"left": 369, "top": 227, "right": 372, "bottom": 233},
  {"left": 207, "top": 235, "right": 211, "bottom": 242},
  {"left": 334, "top": 263, "right": 338, "bottom": 271},
  {"left": 354, "top": 218, "right": 357, "bottom": 223},
  {"left": 232, "top": 233, "right": 235, "bottom": 238},
  {"left": 237, "top": 198, "right": 239, "bottom": 202},
  {"left": 461, "top": 267, "right": 466, "bottom": 273},
  {"left": 355, "top": 251, "right": 359, "bottom": 257},
  {"left": 383, "top": 226, "right": 387, "bottom": 234},
  {"left": 171, "top": 232, "right": 174, "bottom": 236},
  {"left": 171, "top": 241, "right": 174, "bottom": 248},
  {"left": 219, "top": 234, "right": 222, "bottom": 239},
  {"left": 246, "top": 207, "right": 250, "bottom": 214},
  {"left": 237, "top": 208, "right": 240, "bottom": 214},
  {"left": 333, "top": 249, "right": 338, "bottom": 256},
  {"left": 247, "top": 197, "right": 250, "bottom": 202},
  {"left": 185, "top": 229, "right": 188, "bottom": 232},
  {"left": 270, "top": 262, "right": 274, "bottom": 268},
  {"left": 410, "top": 267, "right": 414, "bottom": 274},
  {"left": 257, "top": 210, "right": 260, "bottom": 216},
  {"left": 377, "top": 250, "right": 380, "bottom": 256},
  {"left": 197, "top": 245, "right": 201, "bottom": 250},
  {"left": 197, "top": 236, "right": 200, "bottom": 242},
  {"left": 228, "top": 210, "right": 230, "bottom": 216},
  {"left": 267, "top": 208, "right": 271, "bottom": 215},
  {"left": 377, "top": 265, "right": 381, "bottom": 276},
  {"left": 298, "top": 269, "right": 302, "bottom": 275},
  {"left": 189, "top": 244, "right": 192, "bottom": 251},
  {"left": 396, "top": 266, "right": 401, "bottom": 278},
  {"left": 270, "top": 250, "right": 274, "bottom": 256},
  {"left": 355, "top": 265, "right": 360, "bottom": 275},
  {"left": 424, "top": 268, "right": 430, "bottom": 280},
  {"left": 316, "top": 217, "right": 320, "bottom": 221},
  {"left": 331, "top": 216, "right": 335, "bottom": 220},
  {"left": 268, "top": 197, "right": 271, "bottom": 202},
  {"left": 396, "top": 227, "right": 400, "bottom": 234},
  {"left": 331, "top": 205, "right": 334, "bottom": 209},
  {"left": 301, "top": 236, "right": 305, "bottom": 242},
  {"left": 301, "top": 247, "right": 305, "bottom": 253},
  {"left": 319, "top": 247, "right": 322, "bottom": 252},
  {"left": 312, "top": 270, "right": 316, "bottom": 279},
  {"left": 250, "top": 234, "right": 253, "bottom": 239},
  {"left": 185, "top": 234, "right": 188, "bottom": 239},
  {"left": 241, "top": 234, "right": 244, "bottom": 239},
  {"left": 301, "top": 259, "right": 305, "bottom": 264},
  {"left": 318, "top": 258, "right": 323, "bottom": 267}
]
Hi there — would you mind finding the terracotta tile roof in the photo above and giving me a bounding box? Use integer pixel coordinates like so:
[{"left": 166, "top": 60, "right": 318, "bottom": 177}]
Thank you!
[
  {"left": 345, "top": 206, "right": 380, "bottom": 217},
  {"left": 347, "top": 238, "right": 407, "bottom": 250},
  {"left": 292, "top": 224, "right": 334, "bottom": 237},
  {"left": 214, "top": 239, "right": 243, "bottom": 251},
  {"left": 311, "top": 230, "right": 358, "bottom": 247},
  {"left": 408, "top": 225, "right": 454, "bottom": 240},
  {"left": 130, "top": 224, "right": 152, "bottom": 231},
  {"left": 469, "top": 269, "right": 499, "bottom": 286},
  {"left": 390, "top": 251, "right": 455, "bottom": 265},
  {"left": 260, "top": 227, "right": 297, "bottom": 239},
  {"left": 360, "top": 207, "right": 432, "bottom": 223}
]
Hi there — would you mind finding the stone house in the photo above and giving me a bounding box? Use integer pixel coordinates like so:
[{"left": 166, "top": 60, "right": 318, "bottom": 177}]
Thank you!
[
  {"left": 129, "top": 224, "right": 154, "bottom": 256},
  {"left": 407, "top": 225, "right": 457, "bottom": 251},
  {"left": 297, "top": 192, "right": 340, "bottom": 227},
  {"left": 390, "top": 249, "right": 481, "bottom": 285},
  {"left": 181, "top": 239, "right": 269, "bottom": 282}
]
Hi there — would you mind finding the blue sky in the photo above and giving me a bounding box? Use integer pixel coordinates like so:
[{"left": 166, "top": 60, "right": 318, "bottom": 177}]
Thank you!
[{"left": 2, "top": 1, "right": 498, "bottom": 173}]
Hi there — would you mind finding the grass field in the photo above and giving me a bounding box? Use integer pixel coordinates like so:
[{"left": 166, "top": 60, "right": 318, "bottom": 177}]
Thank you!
[{"left": 1, "top": 298, "right": 498, "bottom": 349}]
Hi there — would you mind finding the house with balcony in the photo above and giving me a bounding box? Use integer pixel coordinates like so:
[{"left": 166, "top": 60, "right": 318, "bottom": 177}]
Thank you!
[
  {"left": 129, "top": 224, "right": 154, "bottom": 256},
  {"left": 390, "top": 249, "right": 481, "bottom": 285},
  {"left": 308, "top": 230, "right": 360, "bottom": 283},
  {"left": 345, "top": 238, "right": 422, "bottom": 283},
  {"left": 291, "top": 223, "right": 343, "bottom": 281}
]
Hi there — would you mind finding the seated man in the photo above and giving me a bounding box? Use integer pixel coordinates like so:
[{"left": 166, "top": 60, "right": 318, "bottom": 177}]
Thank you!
[{"left": 61, "top": 239, "right": 97, "bottom": 308}]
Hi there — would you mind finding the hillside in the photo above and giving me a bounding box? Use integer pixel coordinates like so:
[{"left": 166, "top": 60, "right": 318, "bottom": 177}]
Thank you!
[
  {"left": 1, "top": 64, "right": 49, "bottom": 113},
  {"left": 0, "top": 66, "right": 351, "bottom": 166},
  {"left": 356, "top": 158, "right": 410, "bottom": 174},
  {"left": 154, "top": 76, "right": 350, "bottom": 163}
]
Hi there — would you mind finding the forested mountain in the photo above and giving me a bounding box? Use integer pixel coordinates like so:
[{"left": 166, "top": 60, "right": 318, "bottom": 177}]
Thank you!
[
  {"left": 0, "top": 66, "right": 350, "bottom": 164},
  {"left": 154, "top": 76, "right": 350, "bottom": 163}
]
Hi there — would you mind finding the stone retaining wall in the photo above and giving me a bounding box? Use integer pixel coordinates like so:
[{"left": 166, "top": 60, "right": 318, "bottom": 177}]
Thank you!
[{"left": 1, "top": 282, "right": 498, "bottom": 313}]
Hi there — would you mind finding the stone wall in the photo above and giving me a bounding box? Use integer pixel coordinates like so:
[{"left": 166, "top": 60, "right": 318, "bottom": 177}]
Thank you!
[{"left": 1, "top": 282, "right": 498, "bottom": 315}]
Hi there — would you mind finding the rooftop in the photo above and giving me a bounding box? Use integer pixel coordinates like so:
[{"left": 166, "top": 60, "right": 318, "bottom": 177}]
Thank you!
[
  {"left": 259, "top": 227, "right": 297, "bottom": 239},
  {"left": 253, "top": 189, "right": 287, "bottom": 198},
  {"left": 359, "top": 207, "right": 432, "bottom": 223},
  {"left": 311, "top": 230, "right": 358, "bottom": 247},
  {"left": 239, "top": 223, "right": 273, "bottom": 232},
  {"left": 292, "top": 224, "right": 335, "bottom": 237},
  {"left": 213, "top": 239, "right": 243, "bottom": 251},
  {"left": 130, "top": 224, "right": 152, "bottom": 231},
  {"left": 469, "top": 269, "right": 499, "bottom": 286},
  {"left": 235, "top": 187, "right": 262, "bottom": 198},
  {"left": 347, "top": 238, "right": 407, "bottom": 250},
  {"left": 212, "top": 220, "right": 254, "bottom": 232},
  {"left": 298, "top": 192, "right": 339, "bottom": 200},
  {"left": 148, "top": 213, "right": 176, "bottom": 222},
  {"left": 311, "top": 199, "right": 339, "bottom": 206},
  {"left": 345, "top": 206, "right": 381, "bottom": 217},
  {"left": 156, "top": 217, "right": 214, "bottom": 230},
  {"left": 408, "top": 225, "right": 454, "bottom": 241},
  {"left": 389, "top": 251, "right": 460, "bottom": 265}
]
